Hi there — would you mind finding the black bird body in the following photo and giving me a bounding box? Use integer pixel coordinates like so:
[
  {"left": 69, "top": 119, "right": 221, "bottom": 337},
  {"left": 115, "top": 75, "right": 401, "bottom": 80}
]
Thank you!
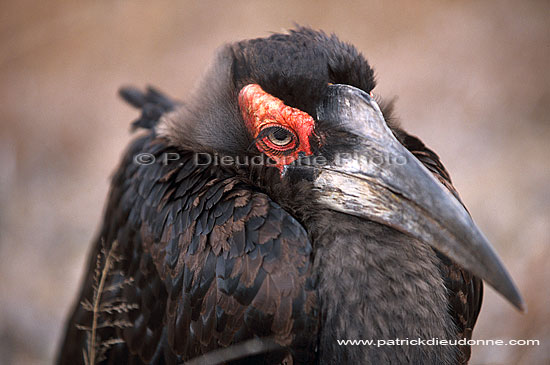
[{"left": 58, "top": 28, "right": 522, "bottom": 364}]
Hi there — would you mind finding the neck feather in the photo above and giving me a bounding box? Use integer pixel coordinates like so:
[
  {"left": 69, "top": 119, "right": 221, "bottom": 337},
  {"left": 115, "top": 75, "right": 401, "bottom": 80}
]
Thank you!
[{"left": 309, "top": 212, "right": 459, "bottom": 364}]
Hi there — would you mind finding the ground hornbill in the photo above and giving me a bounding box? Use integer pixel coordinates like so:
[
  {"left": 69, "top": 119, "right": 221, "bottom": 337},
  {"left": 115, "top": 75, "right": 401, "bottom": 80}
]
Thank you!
[{"left": 58, "top": 27, "right": 524, "bottom": 364}]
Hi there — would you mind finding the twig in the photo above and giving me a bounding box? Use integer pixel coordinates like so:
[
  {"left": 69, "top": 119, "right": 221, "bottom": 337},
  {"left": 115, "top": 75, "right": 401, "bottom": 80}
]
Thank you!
[
  {"left": 89, "top": 240, "right": 119, "bottom": 365},
  {"left": 184, "top": 337, "right": 282, "bottom": 365},
  {"left": 77, "top": 240, "right": 136, "bottom": 364}
]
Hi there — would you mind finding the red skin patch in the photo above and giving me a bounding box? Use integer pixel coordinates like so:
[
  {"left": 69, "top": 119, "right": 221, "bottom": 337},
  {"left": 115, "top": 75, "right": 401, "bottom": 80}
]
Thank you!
[{"left": 238, "top": 84, "right": 316, "bottom": 168}]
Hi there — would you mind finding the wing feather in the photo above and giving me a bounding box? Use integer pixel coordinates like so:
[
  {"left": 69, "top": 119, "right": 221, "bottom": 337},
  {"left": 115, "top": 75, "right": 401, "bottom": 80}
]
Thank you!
[{"left": 58, "top": 95, "right": 318, "bottom": 364}]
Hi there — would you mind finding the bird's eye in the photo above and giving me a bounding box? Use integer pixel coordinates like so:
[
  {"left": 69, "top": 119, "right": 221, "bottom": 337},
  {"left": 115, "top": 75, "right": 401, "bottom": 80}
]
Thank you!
[
  {"left": 268, "top": 128, "right": 293, "bottom": 146},
  {"left": 257, "top": 126, "right": 298, "bottom": 154}
]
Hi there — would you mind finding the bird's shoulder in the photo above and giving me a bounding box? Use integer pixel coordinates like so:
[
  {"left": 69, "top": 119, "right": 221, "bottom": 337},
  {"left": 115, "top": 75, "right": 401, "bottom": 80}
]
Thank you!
[{"left": 99, "top": 132, "right": 319, "bottom": 363}]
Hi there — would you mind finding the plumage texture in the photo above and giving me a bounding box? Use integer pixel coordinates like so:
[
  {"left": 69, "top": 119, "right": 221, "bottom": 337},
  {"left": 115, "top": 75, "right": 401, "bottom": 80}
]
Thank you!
[{"left": 58, "top": 27, "right": 482, "bottom": 364}]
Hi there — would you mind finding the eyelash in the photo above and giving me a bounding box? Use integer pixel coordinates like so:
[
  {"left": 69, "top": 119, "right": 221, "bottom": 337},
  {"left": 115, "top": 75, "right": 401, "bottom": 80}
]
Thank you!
[{"left": 256, "top": 126, "right": 298, "bottom": 155}]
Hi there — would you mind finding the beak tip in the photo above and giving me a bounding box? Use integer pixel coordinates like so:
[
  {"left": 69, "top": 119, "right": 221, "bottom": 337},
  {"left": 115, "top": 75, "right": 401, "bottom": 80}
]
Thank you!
[
  {"left": 516, "top": 297, "right": 528, "bottom": 313},
  {"left": 497, "top": 279, "right": 527, "bottom": 313}
]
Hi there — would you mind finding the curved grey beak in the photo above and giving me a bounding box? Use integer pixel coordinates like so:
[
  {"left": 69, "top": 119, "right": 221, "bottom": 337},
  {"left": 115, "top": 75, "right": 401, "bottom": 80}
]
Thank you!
[{"left": 311, "top": 84, "right": 525, "bottom": 311}]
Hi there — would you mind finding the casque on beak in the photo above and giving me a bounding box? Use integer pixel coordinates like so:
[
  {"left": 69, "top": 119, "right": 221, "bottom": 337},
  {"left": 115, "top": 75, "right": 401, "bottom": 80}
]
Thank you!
[{"left": 302, "top": 84, "right": 525, "bottom": 311}]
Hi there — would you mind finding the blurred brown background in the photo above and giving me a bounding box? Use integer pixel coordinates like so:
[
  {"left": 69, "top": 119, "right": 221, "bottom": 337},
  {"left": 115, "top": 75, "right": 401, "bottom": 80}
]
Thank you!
[{"left": 1, "top": 1, "right": 548, "bottom": 364}]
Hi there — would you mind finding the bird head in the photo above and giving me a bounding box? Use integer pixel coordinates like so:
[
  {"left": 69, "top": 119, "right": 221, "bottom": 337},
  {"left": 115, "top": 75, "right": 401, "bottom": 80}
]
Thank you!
[{"left": 157, "top": 27, "right": 524, "bottom": 311}]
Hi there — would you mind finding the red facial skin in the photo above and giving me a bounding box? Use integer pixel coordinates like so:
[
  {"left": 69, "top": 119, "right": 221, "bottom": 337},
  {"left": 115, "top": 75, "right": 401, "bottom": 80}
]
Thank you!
[{"left": 238, "top": 84, "right": 317, "bottom": 169}]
